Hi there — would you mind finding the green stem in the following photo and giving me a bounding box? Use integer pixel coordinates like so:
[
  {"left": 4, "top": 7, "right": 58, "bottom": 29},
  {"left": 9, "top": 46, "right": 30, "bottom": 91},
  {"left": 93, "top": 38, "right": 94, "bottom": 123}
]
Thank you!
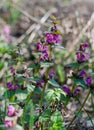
[
  {"left": 67, "top": 89, "right": 91, "bottom": 130},
  {"left": 39, "top": 82, "right": 47, "bottom": 107},
  {"left": 64, "top": 99, "right": 69, "bottom": 109},
  {"left": 40, "top": 46, "right": 53, "bottom": 107}
]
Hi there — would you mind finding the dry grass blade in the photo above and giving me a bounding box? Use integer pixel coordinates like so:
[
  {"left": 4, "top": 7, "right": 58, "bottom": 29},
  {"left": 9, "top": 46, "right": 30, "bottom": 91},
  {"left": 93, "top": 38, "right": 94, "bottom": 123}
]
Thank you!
[
  {"left": 65, "top": 13, "right": 94, "bottom": 59},
  {"left": 28, "top": 8, "right": 57, "bottom": 43},
  {"left": 11, "top": 4, "right": 48, "bottom": 27},
  {"left": 17, "top": 24, "right": 36, "bottom": 44}
]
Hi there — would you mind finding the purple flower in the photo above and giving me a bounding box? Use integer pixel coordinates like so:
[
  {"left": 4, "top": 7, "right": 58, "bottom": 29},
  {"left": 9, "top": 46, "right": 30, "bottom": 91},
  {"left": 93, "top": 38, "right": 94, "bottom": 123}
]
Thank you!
[
  {"left": 78, "top": 70, "right": 86, "bottom": 78},
  {"left": 14, "top": 85, "right": 18, "bottom": 90},
  {"left": 7, "top": 82, "right": 12, "bottom": 90},
  {"left": 7, "top": 105, "right": 15, "bottom": 117},
  {"left": 49, "top": 72, "right": 55, "bottom": 79},
  {"left": 81, "top": 43, "right": 89, "bottom": 51},
  {"left": 84, "top": 53, "right": 90, "bottom": 60},
  {"left": 42, "top": 45, "right": 48, "bottom": 53},
  {"left": 46, "top": 33, "right": 53, "bottom": 44},
  {"left": 62, "top": 85, "right": 71, "bottom": 95},
  {"left": 53, "top": 34, "right": 62, "bottom": 44},
  {"left": 36, "top": 42, "right": 42, "bottom": 51},
  {"left": 36, "top": 80, "right": 45, "bottom": 88},
  {"left": 86, "top": 77, "right": 92, "bottom": 86},
  {"left": 43, "top": 53, "right": 49, "bottom": 60},
  {"left": 74, "top": 88, "right": 80, "bottom": 95},
  {"left": 10, "top": 67, "right": 15, "bottom": 75},
  {"left": 83, "top": 43, "right": 88, "bottom": 48},
  {"left": 5, "top": 120, "right": 12, "bottom": 128},
  {"left": 76, "top": 52, "right": 85, "bottom": 63},
  {"left": 39, "top": 45, "right": 49, "bottom": 61}
]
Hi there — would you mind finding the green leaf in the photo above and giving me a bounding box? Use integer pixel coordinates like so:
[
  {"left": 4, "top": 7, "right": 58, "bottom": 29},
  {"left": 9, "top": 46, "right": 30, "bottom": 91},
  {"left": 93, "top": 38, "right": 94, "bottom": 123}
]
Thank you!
[
  {"left": 28, "top": 77, "right": 42, "bottom": 82},
  {"left": 27, "top": 84, "right": 36, "bottom": 93},
  {"left": 0, "top": 42, "right": 11, "bottom": 54},
  {"left": 73, "top": 78, "right": 87, "bottom": 89},
  {"left": 66, "top": 62, "right": 80, "bottom": 68},
  {"left": 34, "top": 87, "right": 42, "bottom": 94},
  {"left": 50, "top": 110, "right": 65, "bottom": 129},
  {"left": 48, "top": 79, "right": 60, "bottom": 87},
  {"left": 40, "top": 61, "right": 53, "bottom": 67},
  {"left": 0, "top": 61, "right": 4, "bottom": 70},
  {"left": 29, "top": 63, "right": 40, "bottom": 69},
  {"left": 39, "top": 109, "right": 51, "bottom": 121},
  {"left": 45, "top": 89, "right": 54, "bottom": 101}
]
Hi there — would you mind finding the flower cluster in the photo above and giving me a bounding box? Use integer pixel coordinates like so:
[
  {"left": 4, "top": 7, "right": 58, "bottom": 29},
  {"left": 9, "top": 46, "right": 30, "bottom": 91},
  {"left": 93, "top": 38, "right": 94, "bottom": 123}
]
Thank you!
[
  {"left": 36, "top": 43, "right": 49, "bottom": 61},
  {"left": 72, "top": 70, "right": 93, "bottom": 88},
  {"left": 62, "top": 85, "right": 80, "bottom": 97},
  {"left": 7, "top": 82, "right": 18, "bottom": 91},
  {"left": 76, "top": 43, "right": 90, "bottom": 63},
  {"left": 36, "top": 23, "right": 62, "bottom": 62},
  {"left": 5, "top": 105, "right": 19, "bottom": 128},
  {"left": 45, "top": 33, "right": 62, "bottom": 45}
]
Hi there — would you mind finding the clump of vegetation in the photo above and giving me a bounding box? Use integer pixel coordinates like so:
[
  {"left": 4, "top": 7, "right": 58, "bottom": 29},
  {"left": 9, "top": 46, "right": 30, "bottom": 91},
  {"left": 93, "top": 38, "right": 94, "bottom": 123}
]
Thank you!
[{"left": 0, "top": 11, "right": 94, "bottom": 130}]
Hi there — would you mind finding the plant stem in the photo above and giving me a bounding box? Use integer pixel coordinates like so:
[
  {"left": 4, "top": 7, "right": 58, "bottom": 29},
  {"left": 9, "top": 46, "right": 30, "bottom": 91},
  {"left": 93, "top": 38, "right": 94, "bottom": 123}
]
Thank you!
[
  {"left": 67, "top": 89, "right": 91, "bottom": 130},
  {"left": 40, "top": 46, "right": 53, "bottom": 107},
  {"left": 39, "top": 81, "right": 48, "bottom": 107}
]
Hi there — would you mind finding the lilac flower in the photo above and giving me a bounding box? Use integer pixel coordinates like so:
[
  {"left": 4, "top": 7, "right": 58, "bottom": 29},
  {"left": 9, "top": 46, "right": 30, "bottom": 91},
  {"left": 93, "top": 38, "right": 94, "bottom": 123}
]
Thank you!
[
  {"left": 86, "top": 77, "right": 92, "bottom": 86},
  {"left": 74, "top": 88, "right": 80, "bottom": 95},
  {"left": 49, "top": 72, "right": 55, "bottom": 79},
  {"left": 4, "top": 25, "right": 10, "bottom": 36},
  {"left": 5, "top": 120, "right": 12, "bottom": 128},
  {"left": 36, "top": 80, "right": 45, "bottom": 88},
  {"left": 36, "top": 42, "right": 42, "bottom": 51},
  {"left": 62, "top": 85, "right": 71, "bottom": 95},
  {"left": 7, "top": 105, "right": 15, "bottom": 117},
  {"left": 46, "top": 33, "right": 53, "bottom": 44},
  {"left": 78, "top": 70, "right": 86, "bottom": 78},
  {"left": 14, "top": 85, "right": 18, "bottom": 90},
  {"left": 7, "top": 37, "right": 12, "bottom": 44},
  {"left": 7, "top": 82, "right": 12, "bottom": 90},
  {"left": 10, "top": 67, "right": 15, "bottom": 75}
]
